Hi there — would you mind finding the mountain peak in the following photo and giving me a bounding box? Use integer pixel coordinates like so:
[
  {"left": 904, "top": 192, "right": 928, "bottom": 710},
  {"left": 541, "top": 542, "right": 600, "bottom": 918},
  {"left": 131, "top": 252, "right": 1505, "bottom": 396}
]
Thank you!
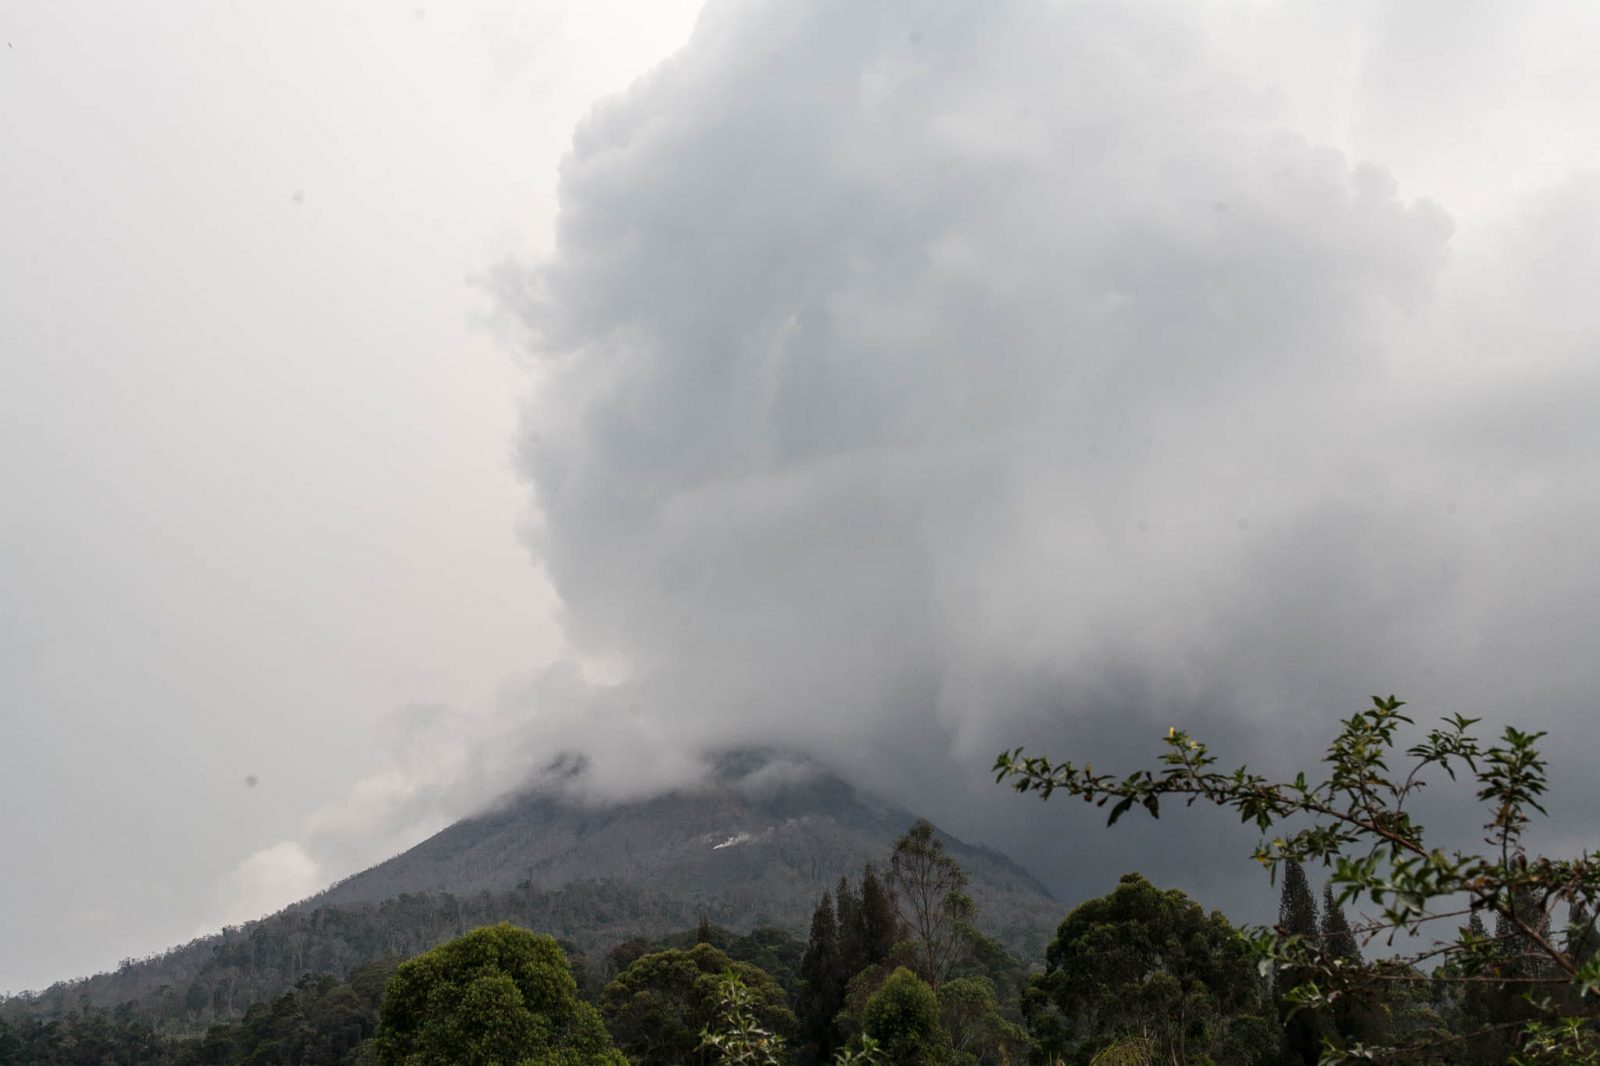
[{"left": 309, "top": 752, "right": 1058, "bottom": 955}]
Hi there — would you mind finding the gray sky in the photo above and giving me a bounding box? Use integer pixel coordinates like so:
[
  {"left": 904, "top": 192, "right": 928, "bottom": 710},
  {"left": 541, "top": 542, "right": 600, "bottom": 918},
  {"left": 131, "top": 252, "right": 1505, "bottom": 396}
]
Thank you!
[
  {"left": 6, "top": 0, "right": 1600, "bottom": 995},
  {"left": 0, "top": 0, "right": 700, "bottom": 993}
]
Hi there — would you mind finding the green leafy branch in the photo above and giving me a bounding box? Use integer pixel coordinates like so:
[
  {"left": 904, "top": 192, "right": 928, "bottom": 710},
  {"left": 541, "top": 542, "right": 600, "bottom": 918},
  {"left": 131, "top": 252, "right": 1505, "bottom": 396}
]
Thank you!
[{"left": 995, "top": 696, "right": 1600, "bottom": 1063}]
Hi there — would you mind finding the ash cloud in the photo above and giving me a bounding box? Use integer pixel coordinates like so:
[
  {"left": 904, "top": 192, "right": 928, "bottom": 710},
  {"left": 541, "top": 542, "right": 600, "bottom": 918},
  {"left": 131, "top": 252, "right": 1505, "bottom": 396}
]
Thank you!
[{"left": 485, "top": 0, "right": 1600, "bottom": 903}]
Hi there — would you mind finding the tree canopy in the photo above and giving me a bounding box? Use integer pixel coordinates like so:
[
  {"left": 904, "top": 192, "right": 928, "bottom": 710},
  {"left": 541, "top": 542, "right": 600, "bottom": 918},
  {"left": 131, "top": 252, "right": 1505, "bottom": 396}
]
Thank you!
[
  {"left": 600, "top": 942, "right": 793, "bottom": 1066},
  {"left": 1024, "top": 872, "right": 1273, "bottom": 1065},
  {"left": 374, "top": 923, "right": 623, "bottom": 1066},
  {"left": 890, "top": 821, "right": 975, "bottom": 990},
  {"left": 861, "top": 967, "right": 949, "bottom": 1065}
]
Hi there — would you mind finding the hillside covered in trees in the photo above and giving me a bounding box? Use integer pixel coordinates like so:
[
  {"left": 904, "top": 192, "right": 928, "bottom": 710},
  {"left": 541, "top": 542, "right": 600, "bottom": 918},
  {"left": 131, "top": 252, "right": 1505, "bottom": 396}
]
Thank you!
[
  {"left": 3, "top": 816, "right": 1591, "bottom": 1064},
  {"left": 1, "top": 764, "right": 1057, "bottom": 1037},
  {"left": 10, "top": 711, "right": 1600, "bottom": 1064}
]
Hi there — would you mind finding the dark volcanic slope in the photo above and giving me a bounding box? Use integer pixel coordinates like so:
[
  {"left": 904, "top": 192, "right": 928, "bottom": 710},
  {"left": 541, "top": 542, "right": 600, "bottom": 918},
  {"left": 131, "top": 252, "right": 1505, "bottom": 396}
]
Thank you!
[
  {"left": 309, "top": 760, "right": 1061, "bottom": 956},
  {"left": 6, "top": 760, "right": 1064, "bottom": 1028}
]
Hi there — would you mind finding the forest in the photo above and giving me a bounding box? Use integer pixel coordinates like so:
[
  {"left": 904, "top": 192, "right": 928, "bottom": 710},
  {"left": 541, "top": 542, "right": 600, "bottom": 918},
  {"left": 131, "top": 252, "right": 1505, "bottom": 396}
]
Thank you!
[
  {"left": 1, "top": 836, "right": 1591, "bottom": 1064},
  {"left": 5, "top": 703, "right": 1600, "bottom": 1064},
  {"left": 0, "top": 826, "right": 1365, "bottom": 1065}
]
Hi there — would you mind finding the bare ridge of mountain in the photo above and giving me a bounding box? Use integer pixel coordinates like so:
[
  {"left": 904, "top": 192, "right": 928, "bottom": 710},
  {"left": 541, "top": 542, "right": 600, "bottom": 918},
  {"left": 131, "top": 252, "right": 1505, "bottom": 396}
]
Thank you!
[{"left": 307, "top": 752, "right": 1060, "bottom": 954}]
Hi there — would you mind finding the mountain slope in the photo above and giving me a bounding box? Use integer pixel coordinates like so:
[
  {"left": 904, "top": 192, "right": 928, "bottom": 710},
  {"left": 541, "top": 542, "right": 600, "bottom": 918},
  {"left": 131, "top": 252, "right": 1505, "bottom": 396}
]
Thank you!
[
  {"left": 4, "top": 757, "right": 1063, "bottom": 1032},
  {"left": 307, "top": 757, "right": 1060, "bottom": 954}
]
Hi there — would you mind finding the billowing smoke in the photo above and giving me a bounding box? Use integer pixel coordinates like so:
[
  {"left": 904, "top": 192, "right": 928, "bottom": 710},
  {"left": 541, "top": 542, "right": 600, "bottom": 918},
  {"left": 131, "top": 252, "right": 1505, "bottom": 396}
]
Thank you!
[
  {"left": 236, "top": 0, "right": 1600, "bottom": 916},
  {"left": 490, "top": 0, "right": 1600, "bottom": 897},
  {"left": 509, "top": 0, "right": 1456, "bottom": 775}
]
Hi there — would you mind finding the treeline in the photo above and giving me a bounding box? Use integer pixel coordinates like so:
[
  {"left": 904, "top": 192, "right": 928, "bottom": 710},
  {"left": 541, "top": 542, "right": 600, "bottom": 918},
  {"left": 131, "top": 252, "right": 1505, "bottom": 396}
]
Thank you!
[
  {"left": 7, "top": 818, "right": 1585, "bottom": 1063},
  {"left": 0, "top": 962, "right": 394, "bottom": 1066},
  {"left": 1, "top": 879, "right": 703, "bottom": 1035},
  {"left": 0, "top": 924, "right": 805, "bottom": 1066}
]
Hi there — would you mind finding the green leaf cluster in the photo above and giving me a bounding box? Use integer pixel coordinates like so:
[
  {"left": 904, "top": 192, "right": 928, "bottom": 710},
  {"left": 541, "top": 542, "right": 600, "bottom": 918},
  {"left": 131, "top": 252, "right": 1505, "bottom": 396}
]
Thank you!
[{"left": 996, "top": 696, "right": 1600, "bottom": 1063}]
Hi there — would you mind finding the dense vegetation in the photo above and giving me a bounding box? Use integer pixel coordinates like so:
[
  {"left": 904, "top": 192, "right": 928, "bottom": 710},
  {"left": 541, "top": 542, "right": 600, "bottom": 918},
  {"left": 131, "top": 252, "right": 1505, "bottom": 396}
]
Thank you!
[
  {"left": 374, "top": 924, "right": 624, "bottom": 1065},
  {"left": 0, "top": 961, "right": 395, "bottom": 1066},
  {"left": 1, "top": 880, "right": 700, "bottom": 1033},
  {"left": 10, "top": 700, "right": 1599, "bottom": 1063}
]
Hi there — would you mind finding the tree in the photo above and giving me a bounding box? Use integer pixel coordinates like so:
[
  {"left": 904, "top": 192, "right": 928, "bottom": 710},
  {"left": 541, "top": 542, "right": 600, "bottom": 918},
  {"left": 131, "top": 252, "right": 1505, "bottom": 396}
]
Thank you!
[
  {"left": 996, "top": 695, "right": 1600, "bottom": 1063},
  {"left": 698, "top": 970, "right": 789, "bottom": 1065},
  {"left": 835, "top": 877, "right": 866, "bottom": 981},
  {"left": 1454, "top": 887, "right": 1562, "bottom": 1064},
  {"left": 1320, "top": 883, "right": 1358, "bottom": 965},
  {"left": 374, "top": 922, "right": 624, "bottom": 1066},
  {"left": 936, "top": 975, "right": 1027, "bottom": 1065},
  {"left": 607, "top": 935, "right": 653, "bottom": 980},
  {"left": 889, "top": 821, "right": 975, "bottom": 990},
  {"left": 1022, "top": 872, "right": 1273, "bottom": 1065},
  {"left": 1275, "top": 860, "right": 1322, "bottom": 1066},
  {"left": 1317, "top": 882, "right": 1382, "bottom": 1051},
  {"left": 859, "top": 866, "right": 899, "bottom": 967},
  {"left": 601, "top": 943, "right": 793, "bottom": 1066},
  {"left": 797, "top": 893, "right": 844, "bottom": 1061},
  {"left": 1279, "top": 861, "right": 1319, "bottom": 939},
  {"left": 861, "top": 967, "right": 950, "bottom": 1065}
]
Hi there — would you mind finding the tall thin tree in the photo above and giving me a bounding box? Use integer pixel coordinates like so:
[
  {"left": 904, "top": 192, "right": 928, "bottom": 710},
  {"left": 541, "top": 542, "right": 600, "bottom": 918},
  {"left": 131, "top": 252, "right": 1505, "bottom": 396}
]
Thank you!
[
  {"left": 1275, "top": 860, "right": 1321, "bottom": 1066},
  {"left": 888, "top": 820, "right": 974, "bottom": 989},
  {"left": 797, "top": 892, "right": 843, "bottom": 1061}
]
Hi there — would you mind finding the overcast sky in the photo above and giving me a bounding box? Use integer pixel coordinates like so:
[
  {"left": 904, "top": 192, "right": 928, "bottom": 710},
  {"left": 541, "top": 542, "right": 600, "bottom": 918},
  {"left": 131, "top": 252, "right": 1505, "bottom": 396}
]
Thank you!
[{"left": 6, "top": 0, "right": 1600, "bottom": 995}]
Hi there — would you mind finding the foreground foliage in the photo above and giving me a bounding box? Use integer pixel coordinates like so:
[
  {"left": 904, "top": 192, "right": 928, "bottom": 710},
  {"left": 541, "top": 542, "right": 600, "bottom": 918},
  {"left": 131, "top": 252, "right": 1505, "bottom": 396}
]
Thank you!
[
  {"left": 698, "top": 970, "right": 789, "bottom": 1065},
  {"left": 600, "top": 943, "right": 794, "bottom": 1065},
  {"left": 996, "top": 696, "right": 1600, "bottom": 1063},
  {"left": 374, "top": 923, "right": 623, "bottom": 1065},
  {"left": 1026, "top": 872, "right": 1275, "bottom": 1065},
  {"left": 861, "top": 967, "right": 950, "bottom": 1064}
]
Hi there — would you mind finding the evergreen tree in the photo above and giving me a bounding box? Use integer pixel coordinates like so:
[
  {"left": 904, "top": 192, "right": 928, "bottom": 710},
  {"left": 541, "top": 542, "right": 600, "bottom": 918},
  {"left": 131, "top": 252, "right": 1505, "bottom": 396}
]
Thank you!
[
  {"left": 1453, "top": 912, "right": 1499, "bottom": 1065},
  {"left": 859, "top": 865, "right": 899, "bottom": 967},
  {"left": 1274, "top": 861, "right": 1321, "bottom": 1066},
  {"left": 797, "top": 892, "right": 843, "bottom": 1061},
  {"left": 1320, "top": 882, "right": 1383, "bottom": 1050},
  {"left": 1496, "top": 887, "right": 1556, "bottom": 981},
  {"left": 1458, "top": 887, "right": 1560, "bottom": 1063},
  {"left": 1278, "top": 860, "right": 1319, "bottom": 938},
  {"left": 1319, "top": 883, "right": 1358, "bottom": 963},
  {"left": 835, "top": 876, "right": 866, "bottom": 981}
]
